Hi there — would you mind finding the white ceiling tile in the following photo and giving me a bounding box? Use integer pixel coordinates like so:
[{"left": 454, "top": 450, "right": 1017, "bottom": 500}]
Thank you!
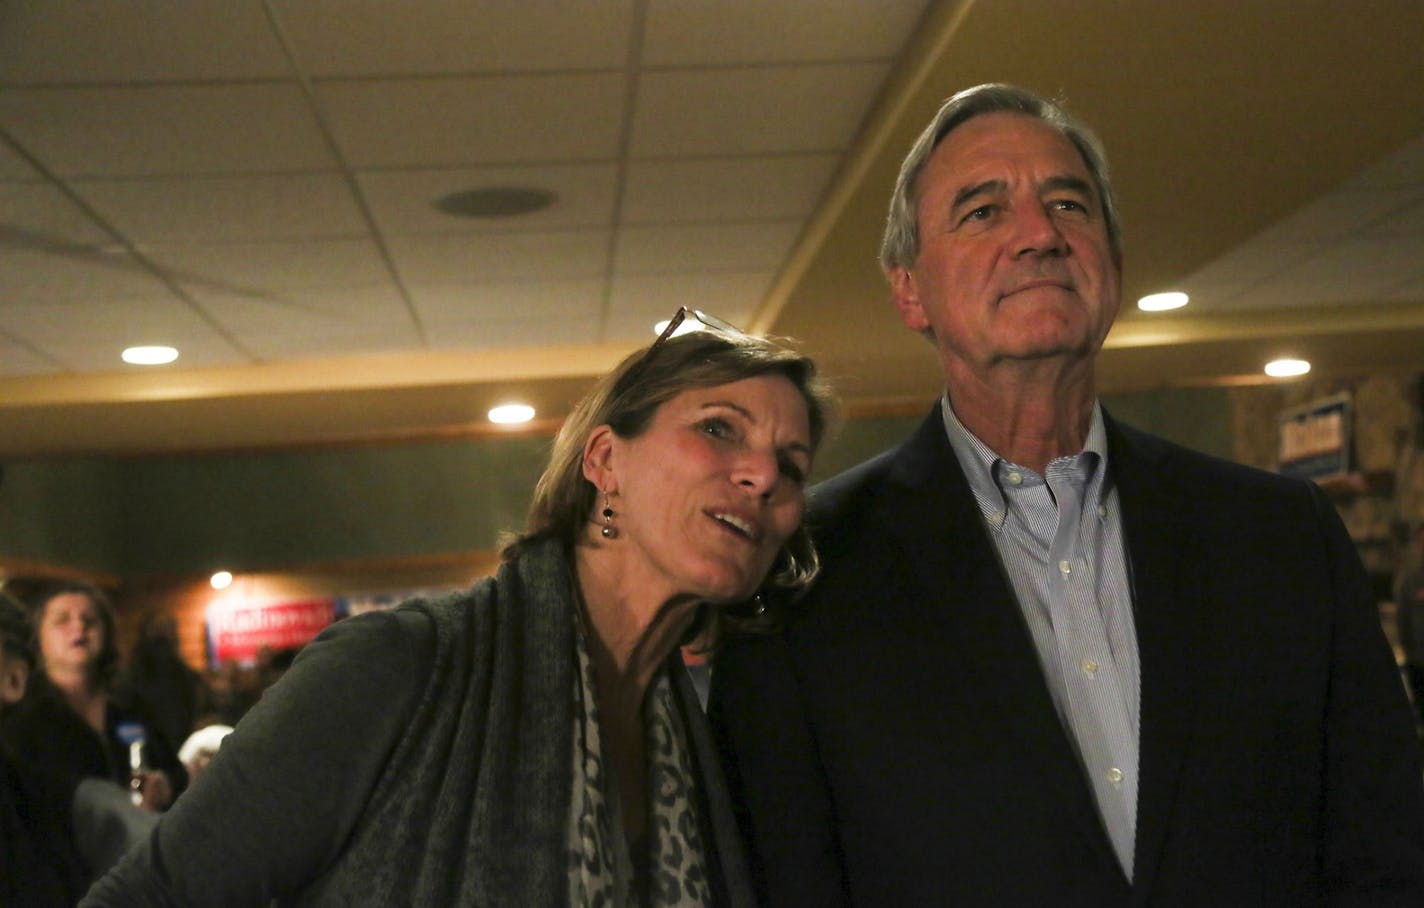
[
  {"left": 633, "top": 63, "right": 889, "bottom": 157},
  {"left": 1247, "top": 188, "right": 1421, "bottom": 245},
  {"left": 623, "top": 155, "right": 839, "bottom": 223},
  {"left": 77, "top": 174, "right": 367, "bottom": 243},
  {"left": 275, "top": 0, "right": 634, "bottom": 75},
  {"left": 1297, "top": 236, "right": 1424, "bottom": 293},
  {"left": 316, "top": 74, "right": 626, "bottom": 168},
  {"left": 1236, "top": 236, "right": 1424, "bottom": 307},
  {"left": 1377, "top": 271, "right": 1424, "bottom": 302},
  {"left": 1361, "top": 192, "right": 1424, "bottom": 238},
  {"left": 358, "top": 163, "right": 618, "bottom": 235},
  {"left": 0, "top": 337, "right": 62, "bottom": 376},
  {"left": 643, "top": 0, "right": 929, "bottom": 65},
  {"left": 0, "top": 248, "right": 174, "bottom": 303},
  {"left": 190, "top": 284, "right": 415, "bottom": 334},
  {"left": 1340, "top": 133, "right": 1424, "bottom": 190},
  {"left": 387, "top": 230, "right": 609, "bottom": 284},
  {"left": 0, "top": 140, "right": 41, "bottom": 180},
  {"left": 1178, "top": 240, "right": 1315, "bottom": 291},
  {"left": 616, "top": 220, "right": 800, "bottom": 274},
  {"left": 409, "top": 278, "right": 604, "bottom": 326},
  {"left": 0, "top": 296, "right": 223, "bottom": 347},
  {"left": 0, "top": 1, "right": 288, "bottom": 83},
  {"left": 606, "top": 271, "right": 770, "bottom": 340},
  {"left": 150, "top": 238, "right": 392, "bottom": 292},
  {"left": 426, "top": 315, "right": 602, "bottom": 352},
  {"left": 0, "top": 85, "right": 334, "bottom": 177},
  {"left": 238, "top": 324, "right": 427, "bottom": 362},
  {"left": 0, "top": 183, "right": 116, "bottom": 247}
]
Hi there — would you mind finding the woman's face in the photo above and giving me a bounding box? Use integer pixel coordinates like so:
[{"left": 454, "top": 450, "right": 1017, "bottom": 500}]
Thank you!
[
  {"left": 39, "top": 592, "right": 105, "bottom": 675},
  {"left": 592, "top": 374, "right": 813, "bottom": 605}
]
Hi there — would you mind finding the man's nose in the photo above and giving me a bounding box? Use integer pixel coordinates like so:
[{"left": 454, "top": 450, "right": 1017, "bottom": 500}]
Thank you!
[{"left": 1011, "top": 204, "right": 1068, "bottom": 257}]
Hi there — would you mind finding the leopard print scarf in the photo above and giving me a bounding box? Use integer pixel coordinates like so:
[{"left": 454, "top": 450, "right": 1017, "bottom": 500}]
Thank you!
[{"left": 568, "top": 616, "right": 713, "bottom": 906}]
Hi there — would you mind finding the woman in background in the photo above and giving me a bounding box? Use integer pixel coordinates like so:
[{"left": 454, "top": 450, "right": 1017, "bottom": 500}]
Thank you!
[
  {"left": 0, "top": 589, "right": 89, "bottom": 906},
  {"left": 86, "top": 308, "right": 833, "bottom": 906},
  {"left": 2, "top": 582, "right": 186, "bottom": 814}
]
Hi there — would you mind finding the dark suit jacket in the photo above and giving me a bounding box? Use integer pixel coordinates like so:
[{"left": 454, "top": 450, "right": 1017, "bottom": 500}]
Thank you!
[{"left": 710, "top": 407, "right": 1424, "bottom": 907}]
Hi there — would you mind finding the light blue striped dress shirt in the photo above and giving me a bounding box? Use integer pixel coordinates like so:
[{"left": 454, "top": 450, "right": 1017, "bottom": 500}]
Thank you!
[{"left": 940, "top": 397, "right": 1141, "bottom": 879}]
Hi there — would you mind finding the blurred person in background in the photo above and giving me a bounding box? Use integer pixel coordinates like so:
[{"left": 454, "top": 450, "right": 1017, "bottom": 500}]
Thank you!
[
  {"left": 121, "top": 612, "right": 208, "bottom": 757},
  {"left": 1, "top": 588, "right": 88, "bottom": 906},
  {"left": 1, "top": 582, "right": 186, "bottom": 814},
  {"left": 1397, "top": 524, "right": 1424, "bottom": 729},
  {"left": 85, "top": 309, "right": 832, "bottom": 906}
]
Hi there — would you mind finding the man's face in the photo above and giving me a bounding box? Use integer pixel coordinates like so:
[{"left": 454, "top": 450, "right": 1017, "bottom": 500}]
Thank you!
[{"left": 887, "top": 112, "right": 1121, "bottom": 381}]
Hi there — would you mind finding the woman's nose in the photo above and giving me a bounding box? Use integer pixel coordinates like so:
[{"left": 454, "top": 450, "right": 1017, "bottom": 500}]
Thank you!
[{"left": 734, "top": 449, "right": 779, "bottom": 498}]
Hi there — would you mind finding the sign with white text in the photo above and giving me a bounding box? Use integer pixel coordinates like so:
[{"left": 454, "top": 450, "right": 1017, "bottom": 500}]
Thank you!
[
  {"left": 206, "top": 598, "right": 336, "bottom": 665},
  {"left": 1277, "top": 392, "right": 1352, "bottom": 481}
]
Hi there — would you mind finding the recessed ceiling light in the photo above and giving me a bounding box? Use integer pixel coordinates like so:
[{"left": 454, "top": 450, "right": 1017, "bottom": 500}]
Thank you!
[
  {"left": 434, "top": 187, "right": 556, "bottom": 219},
  {"left": 1137, "top": 291, "right": 1189, "bottom": 312},
  {"left": 210, "top": 571, "right": 233, "bottom": 590},
  {"left": 121, "top": 345, "right": 178, "bottom": 365},
  {"left": 488, "top": 403, "right": 536, "bottom": 425},
  {"left": 1264, "top": 358, "right": 1311, "bottom": 378}
]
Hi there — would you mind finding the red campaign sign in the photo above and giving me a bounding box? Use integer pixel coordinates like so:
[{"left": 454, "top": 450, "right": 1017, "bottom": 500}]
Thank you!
[{"left": 206, "top": 598, "right": 336, "bottom": 664}]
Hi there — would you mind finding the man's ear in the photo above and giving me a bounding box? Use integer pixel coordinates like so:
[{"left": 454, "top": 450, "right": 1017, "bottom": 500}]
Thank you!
[
  {"left": 888, "top": 266, "right": 930, "bottom": 333},
  {"left": 0, "top": 658, "right": 28, "bottom": 706},
  {"left": 581, "top": 424, "right": 618, "bottom": 494}
]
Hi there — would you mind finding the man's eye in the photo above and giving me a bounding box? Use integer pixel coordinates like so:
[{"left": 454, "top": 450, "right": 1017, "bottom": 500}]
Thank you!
[
  {"left": 1051, "top": 198, "right": 1088, "bottom": 215},
  {"left": 961, "top": 205, "right": 995, "bottom": 223}
]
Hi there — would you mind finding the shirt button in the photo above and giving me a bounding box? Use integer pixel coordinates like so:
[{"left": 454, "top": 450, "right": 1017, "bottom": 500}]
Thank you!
[
  {"left": 1097, "top": 504, "right": 1107, "bottom": 518},
  {"left": 1080, "top": 658, "right": 1098, "bottom": 676},
  {"left": 1058, "top": 560, "right": 1072, "bottom": 575},
  {"left": 1006, "top": 471, "right": 1023, "bottom": 486},
  {"left": 1106, "top": 767, "right": 1124, "bottom": 785},
  {"left": 989, "top": 510, "right": 1005, "bottom": 526}
]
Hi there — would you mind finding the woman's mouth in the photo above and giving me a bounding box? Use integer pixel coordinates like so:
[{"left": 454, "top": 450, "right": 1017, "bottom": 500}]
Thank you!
[{"left": 710, "top": 510, "right": 759, "bottom": 542}]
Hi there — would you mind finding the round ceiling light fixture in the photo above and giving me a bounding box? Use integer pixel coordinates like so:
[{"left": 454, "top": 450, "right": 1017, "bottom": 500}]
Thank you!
[
  {"left": 1264, "top": 358, "right": 1311, "bottom": 378},
  {"left": 488, "top": 403, "right": 536, "bottom": 425},
  {"left": 434, "top": 186, "right": 556, "bottom": 219},
  {"left": 1137, "top": 291, "right": 1189, "bottom": 312},
  {"left": 121, "top": 345, "right": 179, "bottom": 365}
]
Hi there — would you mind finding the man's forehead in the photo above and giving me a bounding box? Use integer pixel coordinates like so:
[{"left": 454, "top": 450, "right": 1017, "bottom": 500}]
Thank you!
[{"left": 931, "top": 112, "right": 1092, "bottom": 184}]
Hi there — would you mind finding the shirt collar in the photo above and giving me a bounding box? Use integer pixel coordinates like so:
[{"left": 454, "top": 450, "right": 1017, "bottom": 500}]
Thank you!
[{"left": 939, "top": 393, "right": 1111, "bottom": 521}]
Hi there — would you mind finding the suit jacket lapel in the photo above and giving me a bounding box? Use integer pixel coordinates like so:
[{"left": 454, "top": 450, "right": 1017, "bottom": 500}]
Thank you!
[
  {"left": 1105, "top": 418, "right": 1209, "bottom": 901},
  {"left": 879, "top": 409, "right": 1126, "bottom": 874}
]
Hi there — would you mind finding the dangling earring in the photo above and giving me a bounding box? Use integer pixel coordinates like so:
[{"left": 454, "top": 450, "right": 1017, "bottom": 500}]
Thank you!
[{"left": 600, "top": 495, "right": 617, "bottom": 539}]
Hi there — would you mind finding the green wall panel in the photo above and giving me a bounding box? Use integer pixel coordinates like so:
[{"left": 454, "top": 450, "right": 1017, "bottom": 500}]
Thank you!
[
  {"left": 1, "top": 389, "right": 1233, "bottom": 578},
  {"left": 0, "top": 458, "right": 124, "bottom": 573}
]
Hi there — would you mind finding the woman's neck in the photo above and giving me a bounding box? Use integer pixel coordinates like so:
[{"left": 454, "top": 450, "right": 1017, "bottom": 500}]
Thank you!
[
  {"left": 573, "top": 530, "right": 703, "bottom": 848},
  {"left": 573, "top": 534, "right": 700, "bottom": 712}
]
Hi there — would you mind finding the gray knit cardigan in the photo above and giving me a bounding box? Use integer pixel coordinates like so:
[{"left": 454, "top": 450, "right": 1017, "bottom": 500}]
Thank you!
[{"left": 83, "top": 538, "right": 753, "bottom": 907}]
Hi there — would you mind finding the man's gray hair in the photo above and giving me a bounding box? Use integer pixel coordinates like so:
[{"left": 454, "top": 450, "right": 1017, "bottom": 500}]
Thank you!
[{"left": 879, "top": 83, "right": 1122, "bottom": 271}]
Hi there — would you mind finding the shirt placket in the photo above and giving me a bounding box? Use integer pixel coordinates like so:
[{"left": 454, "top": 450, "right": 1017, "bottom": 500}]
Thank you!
[{"left": 1047, "top": 458, "right": 1138, "bottom": 879}]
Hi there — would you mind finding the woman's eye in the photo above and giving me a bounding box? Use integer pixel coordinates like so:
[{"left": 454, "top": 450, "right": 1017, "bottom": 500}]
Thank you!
[
  {"left": 779, "top": 458, "right": 807, "bottom": 485},
  {"left": 697, "top": 417, "right": 735, "bottom": 440}
]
